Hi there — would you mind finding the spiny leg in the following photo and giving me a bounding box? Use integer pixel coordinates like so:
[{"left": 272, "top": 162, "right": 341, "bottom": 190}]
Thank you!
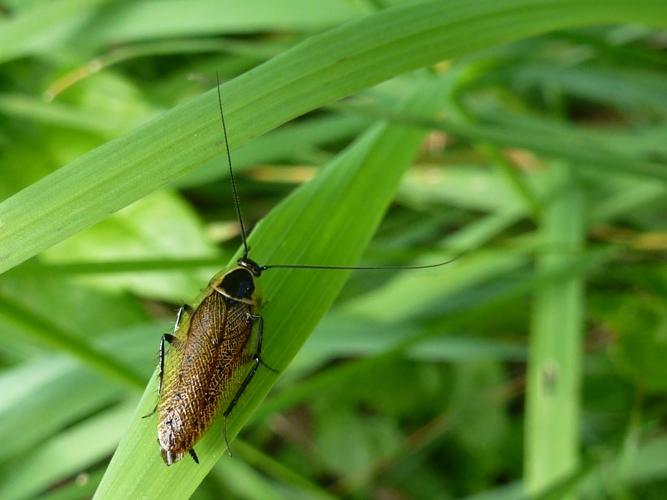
[
  {"left": 220, "top": 314, "right": 279, "bottom": 454},
  {"left": 175, "top": 304, "right": 193, "bottom": 330},
  {"left": 157, "top": 333, "right": 176, "bottom": 394},
  {"left": 220, "top": 354, "right": 261, "bottom": 458},
  {"left": 223, "top": 354, "right": 260, "bottom": 420},
  {"left": 142, "top": 333, "right": 175, "bottom": 418},
  {"left": 143, "top": 304, "right": 191, "bottom": 419},
  {"left": 248, "top": 314, "right": 278, "bottom": 373},
  {"left": 223, "top": 314, "right": 277, "bottom": 420}
]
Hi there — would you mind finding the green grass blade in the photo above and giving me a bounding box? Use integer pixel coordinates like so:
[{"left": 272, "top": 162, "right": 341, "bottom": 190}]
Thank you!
[
  {"left": 2, "top": 0, "right": 667, "bottom": 275},
  {"left": 0, "top": 401, "right": 136, "bottom": 500},
  {"left": 0, "top": 0, "right": 110, "bottom": 64},
  {"left": 0, "top": 292, "right": 144, "bottom": 389},
  {"left": 84, "top": 0, "right": 365, "bottom": 43},
  {"left": 209, "top": 459, "right": 285, "bottom": 500},
  {"left": 465, "top": 436, "right": 667, "bottom": 499},
  {"left": 525, "top": 163, "right": 586, "bottom": 495},
  {"left": 0, "top": 325, "right": 155, "bottom": 461},
  {"left": 0, "top": 0, "right": 362, "bottom": 63},
  {"left": 0, "top": 93, "right": 123, "bottom": 135},
  {"left": 41, "top": 469, "right": 104, "bottom": 500},
  {"left": 233, "top": 439, "right": 337, "bottom": 500},
  {"left": 17, "top": 257, "right": 232, "bottom": 274},
  {"left": 178, "top": 113, "right": 370, "bottom": 187},
  {"left": 337, "top": 102, "right": 667, "bottom": 182},
  {"left": 93, "top": 75, "right": 451, "bottom": 500}
]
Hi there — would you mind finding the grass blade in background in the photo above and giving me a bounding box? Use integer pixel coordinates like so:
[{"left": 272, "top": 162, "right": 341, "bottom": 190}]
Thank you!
[
  {"left": 2, "top": 1, "right": 667, "bottom": 497},
  {"left": 0, "top": 293, "right": 143, "bottom": 389},
  {"left": 0, "top": 401, "right": 136, "bottom": 500},
  {"left": 0, "top": 0, "right": 363, "bottom": 64},
  {"left": 2, "top": 0, "right": 667, "bottom": 274},
  {"left": 93, "top": 75, "right": 451, "bottom": 500},
  {"left": 525, "top": 163, "right": 586, "bottom": 495}
]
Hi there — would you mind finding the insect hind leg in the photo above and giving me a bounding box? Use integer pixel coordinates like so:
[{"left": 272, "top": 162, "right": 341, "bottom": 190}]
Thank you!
[
  {"left": 223, "top": 353, "right": 261, "bottom": 419},
  {"left": 223, "top": 314, "right": 278, "bottom": 421},
  {"left": 223, "top": 417, "right": 233, "bottom": 457}
]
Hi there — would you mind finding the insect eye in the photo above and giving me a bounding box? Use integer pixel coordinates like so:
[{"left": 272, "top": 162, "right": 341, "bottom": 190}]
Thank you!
[{"left": 222, "top": 269, "right": 255, "bottom": 299}]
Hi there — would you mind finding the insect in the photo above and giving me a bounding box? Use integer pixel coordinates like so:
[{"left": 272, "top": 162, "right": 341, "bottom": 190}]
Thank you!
[{"left": 151, "top": 76, "right": 457, "bottom": 466}]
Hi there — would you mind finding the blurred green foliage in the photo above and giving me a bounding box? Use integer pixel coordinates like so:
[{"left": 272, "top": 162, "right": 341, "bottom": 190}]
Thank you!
[{"left": 1, "top": 1, "right": 667, "bottom": 499}]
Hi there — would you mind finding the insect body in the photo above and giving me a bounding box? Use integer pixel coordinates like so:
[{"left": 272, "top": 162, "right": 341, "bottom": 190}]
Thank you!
[
  {"left": 151, "top": 75, "right": 456, "bottom": 466},
  {"left": 157, "top": 258, "right": 265, "bottom": 465}
]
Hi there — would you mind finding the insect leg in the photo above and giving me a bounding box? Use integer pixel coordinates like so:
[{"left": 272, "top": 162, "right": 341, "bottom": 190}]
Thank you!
[
  {"left": 148, "top": 304, "right": 188, "bottom": 409},
  {"left": 220, "top": 356, "right": 259, "bottom": 456},
  {"left": 175, "top": 304, "right": 193, "bottom": 330},
  {"left": 151, "top": 304, "right": 189, "bottom": 402},
  {"left": 223, "top": 355, "right": 260, "bottom": 418},
  {"left": 142, "top": 333, "right": 175, "bottom": 419},
  {"left": 223, "top": 418, "right": 233, "bottom": 457},
  {"left": 189, "top": 448, "right": 199, "bottom": 464},
  {"left": 223, "top": 314, "right": 277, "bottom": 420},
  {"left": 157, "top": 333, "right": 176, "bottom": 394},
  {"left": 249, "top": 313, "right": 278, "bottom": 373}
]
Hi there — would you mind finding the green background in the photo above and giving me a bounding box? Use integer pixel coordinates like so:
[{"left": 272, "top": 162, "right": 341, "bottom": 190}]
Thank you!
[{"left": 1, "top": 0, "right": 667, "bottom": 498}]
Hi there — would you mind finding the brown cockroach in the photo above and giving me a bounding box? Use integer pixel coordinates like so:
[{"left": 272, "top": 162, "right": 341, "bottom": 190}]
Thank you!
[{"left": 151, "top": 76, "right": 456, "bottom": 465}]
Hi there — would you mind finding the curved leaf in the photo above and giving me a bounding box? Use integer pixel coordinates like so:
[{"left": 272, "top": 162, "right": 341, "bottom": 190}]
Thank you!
[
  {"left": 2, "top": 0, "right": 667, "bottom": 274},
  {"left": 94, "top": 74, "right": 451, "bottom": 500}
]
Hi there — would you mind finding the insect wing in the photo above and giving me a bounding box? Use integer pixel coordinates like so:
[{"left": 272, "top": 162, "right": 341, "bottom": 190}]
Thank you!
[{"left": 157, "top": 291, "right": 256, "bottom": 464}]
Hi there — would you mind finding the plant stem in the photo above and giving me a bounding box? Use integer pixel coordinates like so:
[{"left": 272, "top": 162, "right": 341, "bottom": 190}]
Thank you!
[{"left": 525, "top": 162, "right": 585, "bottom": 496}]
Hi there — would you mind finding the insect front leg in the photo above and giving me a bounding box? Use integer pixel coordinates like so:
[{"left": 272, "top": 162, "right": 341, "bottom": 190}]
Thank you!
[
  {"left": 174, "top": 304, "right": 193, "bottom": 330},
  {"left": 157, "top": 333, "right": 176, "bottom": 395},
  {"left": 142, "top": 333, "right": 175, "bottom": 419},
  {"left": 156, "top": 304, "right": 191, "bottom": 395}
]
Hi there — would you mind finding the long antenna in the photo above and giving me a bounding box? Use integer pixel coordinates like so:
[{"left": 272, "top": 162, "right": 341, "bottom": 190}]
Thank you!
[
  {"left": 216, "top": 72, "right": 249, "bottom": 258},
  {"left": 260, "top": 255, "right": 461, "bottom": 272},
  {"left": 214, "top": 74, "right": 458, "bottom": 274}
]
